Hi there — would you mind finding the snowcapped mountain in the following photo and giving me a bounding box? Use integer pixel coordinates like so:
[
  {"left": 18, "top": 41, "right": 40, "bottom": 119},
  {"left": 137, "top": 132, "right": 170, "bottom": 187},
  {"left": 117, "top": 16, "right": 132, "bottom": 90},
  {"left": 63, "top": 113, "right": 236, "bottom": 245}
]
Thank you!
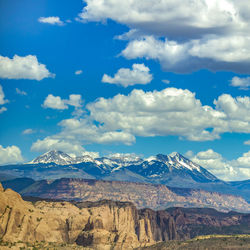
[
  {"left": 27, "top": 150, "right": 217, "bottom": 183},
  {"left": 29, "top": 150, "right": 101, "bottom": 166},
  {"left": 1, "top": 150, "right": 249, "bottom": 203},
  {"left": 142, "top": 152, "right": 217, "bottom": 182},
  {"left": 123, "top": 152, "right": 218, "bottom": 187},
  {"left": 29, "top": 150, "right": 75, "bottom": 165},
  {"left": 29, "top": 150, "right": 143, "bottom": 168}
]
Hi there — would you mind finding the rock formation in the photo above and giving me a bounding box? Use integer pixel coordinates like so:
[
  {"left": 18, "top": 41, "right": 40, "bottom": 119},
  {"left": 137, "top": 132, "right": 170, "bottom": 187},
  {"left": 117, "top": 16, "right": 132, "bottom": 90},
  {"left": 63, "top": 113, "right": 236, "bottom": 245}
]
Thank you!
[
  {"left": 20, "top": 178, "right": 250, "bottom": 213},
  {"left": 0, "top": 183, "right": 249, "bottom": 249}
]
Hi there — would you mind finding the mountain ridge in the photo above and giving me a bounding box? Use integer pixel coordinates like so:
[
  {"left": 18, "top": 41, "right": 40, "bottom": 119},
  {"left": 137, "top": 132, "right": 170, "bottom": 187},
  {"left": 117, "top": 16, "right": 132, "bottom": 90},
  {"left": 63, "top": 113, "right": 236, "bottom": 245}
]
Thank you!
[
  {"left": 27, "top": 150, "right": 218, "bottom": 181},
  {"left": 3, "top": 177, "right": 250, "bottom": 213},
  {"left": 1, "top": 150, "right": 249, "bottom": 203}
]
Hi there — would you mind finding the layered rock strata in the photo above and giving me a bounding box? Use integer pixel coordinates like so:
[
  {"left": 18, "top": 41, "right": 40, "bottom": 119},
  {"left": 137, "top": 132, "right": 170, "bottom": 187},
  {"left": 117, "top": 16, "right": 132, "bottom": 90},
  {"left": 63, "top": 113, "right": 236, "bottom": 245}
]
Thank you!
[{"left": 0, "top": 183, "right": 249, "bottom": 249}]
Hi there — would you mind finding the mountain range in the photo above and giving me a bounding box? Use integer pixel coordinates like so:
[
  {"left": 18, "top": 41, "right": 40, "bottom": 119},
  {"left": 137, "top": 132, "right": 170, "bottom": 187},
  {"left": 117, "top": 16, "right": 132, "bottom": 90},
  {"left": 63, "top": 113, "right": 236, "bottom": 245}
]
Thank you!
[{"left": 0, "top": 150, "right": 249, "bottom": 203}]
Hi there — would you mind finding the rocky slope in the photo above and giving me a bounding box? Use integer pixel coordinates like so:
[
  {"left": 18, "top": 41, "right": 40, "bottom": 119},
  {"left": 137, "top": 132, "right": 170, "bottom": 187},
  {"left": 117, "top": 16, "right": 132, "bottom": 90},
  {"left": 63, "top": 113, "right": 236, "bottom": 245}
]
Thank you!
[
  {"left": 0, "top": 183, "right": 153, "bottom": 249},
  {"left": 0, "top": 183, "right": 249, "bottom": 250},
  {"left": 18, "top": 178, "right": 250, "bottom": 213}
]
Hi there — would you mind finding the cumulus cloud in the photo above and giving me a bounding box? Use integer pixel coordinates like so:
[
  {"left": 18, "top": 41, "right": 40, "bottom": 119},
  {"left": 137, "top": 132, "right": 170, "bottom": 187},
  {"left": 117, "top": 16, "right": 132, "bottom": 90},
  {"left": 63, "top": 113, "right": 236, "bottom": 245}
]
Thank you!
[
  {"left": 31, "top": 117, "right": 136, "bottom": 152},
  {"left": 43, "top": 94, "right": 68, "bottom": 110},
  {"left": 102, "top": 63, "right": 153, "bottom": 87},
  {"left": 107, "top": 152, "right": 142, "bottom": 161},
  {"left": 122, "top": 36, "right": 250, "bottom": 73},
  {"left": 75, "top": 70, "right": 83, "bottom": 75},
  {"left": 86, "top": 87, "right": 225, "bottom": 141},
  {"left": 230, "top": 76, "right": 250, "bottom": 90},
  {"left": 79, "top": 151, "right": 100, "bottom": 158},
  {"left": 0, "top": 55, "right": 55, "bottom": 80},
  {"left": 244, "top": 140, "right": 250, "bottom": 145},
  {"left": 235, "top": 151, "right": 250, "bottom": 168},
  {"left": 79, "top": 0, "right": 241, "bottom": 37},
  {"left": 79, "top": 0, "right": 250, "bottom": 73},
  {"left": 16, "top": 88, "right": 27, "bottom": 96},
  {"left": 86, "top": 88, "right": 250, "bottom": 141},
  {"left": 66, "top": 94, "right": 83, "bottom": 108},
  {"left": 22, "top": 129, "right": 35, "bottom": 135},
  {"left": 0, "top": 107, "right": 7, "bottom": 114},
  {"left": 0, "top": 145, "right": 24, "bottom": 165},
  {"left": 31, "top": 138, "right": 85, "bottom": 155},
  {"left": 191, "top": 149, "right": 250, "bottom": 181},
  {"left": 38, "top": 16, "right": 64, "bottom": 25},
  {"left": 42, "top": 94, "right": 83, "bottom": 111},
  {"left": 0, "top": 85, "right": 8, "bottom": 105},
  {"left": 214, "top": 94, "right": 250, "bottom": 134},
  {"left": 34, "top": 87, "right": 250, "bottom": 149},
  {"left": 57, "top": 118, "right": 135, "bottom": 145},
  {"left": 162, "top": 79, "right": 170, "bottom": 84},
  {"left": 0, "top": 85, "right": 8, "bottom": 114},
  {"left": 31, "top": 137, "right": 101, "bottom": 158}
]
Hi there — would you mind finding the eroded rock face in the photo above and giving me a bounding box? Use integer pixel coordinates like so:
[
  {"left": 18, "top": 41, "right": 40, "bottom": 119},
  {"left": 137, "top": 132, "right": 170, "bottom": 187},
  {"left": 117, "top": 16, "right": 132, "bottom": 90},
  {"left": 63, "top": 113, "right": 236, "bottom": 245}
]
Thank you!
[
  {"left": 20, "top": 178, "right": 250, "bottom": 213},
  {"left": 0, "top": 183, "right": 155, "bottom": 249},
  {"left": 0, "top": 183, "right": 88, "bottom": 244},
  {"left": 0, "top": 183, "right": 249, "bottom": 249}
]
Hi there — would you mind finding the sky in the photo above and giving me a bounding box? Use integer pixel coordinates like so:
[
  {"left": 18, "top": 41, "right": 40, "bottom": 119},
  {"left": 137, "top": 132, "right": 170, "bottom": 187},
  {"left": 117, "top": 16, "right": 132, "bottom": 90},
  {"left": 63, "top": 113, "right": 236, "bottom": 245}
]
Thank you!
[{"left": 0, "top": 0, "right": 250, "bottom": 181}]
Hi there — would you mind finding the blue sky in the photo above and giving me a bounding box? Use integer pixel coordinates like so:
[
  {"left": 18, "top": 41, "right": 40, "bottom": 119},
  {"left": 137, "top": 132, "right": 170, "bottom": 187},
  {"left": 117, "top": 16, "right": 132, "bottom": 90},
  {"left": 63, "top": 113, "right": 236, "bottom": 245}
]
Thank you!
[{"left": 1, "top": 0, "right": 250, "bottom": 180}]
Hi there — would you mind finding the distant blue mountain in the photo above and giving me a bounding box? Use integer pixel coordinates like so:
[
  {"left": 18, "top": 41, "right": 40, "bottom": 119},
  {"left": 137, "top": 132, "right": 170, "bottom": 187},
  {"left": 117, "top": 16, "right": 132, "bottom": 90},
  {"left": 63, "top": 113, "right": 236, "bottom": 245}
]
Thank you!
[{"left": 0, "top": 150, "right": 249, "bottom": 202}]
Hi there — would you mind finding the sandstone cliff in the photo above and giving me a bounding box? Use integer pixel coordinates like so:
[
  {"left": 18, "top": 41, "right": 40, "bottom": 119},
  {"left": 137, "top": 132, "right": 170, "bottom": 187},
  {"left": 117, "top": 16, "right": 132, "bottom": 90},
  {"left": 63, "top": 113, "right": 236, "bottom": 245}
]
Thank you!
[
  {"left": 0, "top": 183, "right": 156, "bottom": 249},
  {"left": 0, "top": 183, "right": 249, "bottom": 249}
]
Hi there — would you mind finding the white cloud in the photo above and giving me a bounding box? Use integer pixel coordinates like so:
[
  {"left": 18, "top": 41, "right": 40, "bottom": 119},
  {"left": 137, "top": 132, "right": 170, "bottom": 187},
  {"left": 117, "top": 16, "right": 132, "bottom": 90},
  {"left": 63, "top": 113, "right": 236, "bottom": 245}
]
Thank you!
[
  {"left": 38, "top": 16, "right": 64, "bottom": 26},
  {"left": 22, "top": 129, "right": 35, "bottom": 135},
  {"left": 86, "top": 88, "right": 250, "bottom": 141},
  {"left": 80, "top": 151, "right": 100, "bottom": 158},
  {"left": 0, "top": 55, "right": 55, "bottom": 80},
  {"left": 214, "top": 94, "right": 250, "bottom": 133},
  {"left": 102, "top": 63, "right": 153, "bottom": 87},
  {"left": 43, "top": 94, "right": 68, "bottom": 110},
  {"left": 75, "top": 70, "right": 83, "bottom": 75},
  {"left": 34, "top": 87, "right": 250, "bottom": 149},
  {"left": 244, "top": 140, "right": 250, "bottom": 145},
  {"left": 162, "top": 79, "right": 170, "bottom": 84},
  {"left": 42, "top": 94, "right": 83, "bottom": 111},
  {"left": 185, "top": 150, "right": 194, "bottom": 158},
  {"left": 106, "top": 152, "right": 142, "bottom": 161},
  {"left": 191, "top": 149, "right": 250, "bottom": 181},
  {"left": 0, "top": 85, "right": 8, "bottom": 114},
  {"left": 122, "top": 36, "right": 250, "bottom": 73},
  {"left": 66, "top": 94, "right": 83, "bottom": 108},
  {"left": 79, "top": 0, "right": 250, "bottom": 73},
  {"left": 0, "top": 107, "right": 7, "bottom": 114},
  {"left": 0, "top": 145, "right": 24, "bottom": 165},
  {"left": 235, "top": 151, "right": 250, "bottom": 168},
  {"left": 79, "top": 0, "right": 240, "bottom": 37},
  {"left": 16, "top": 88, "right": 27, "bottom": 96},
  {"left": 230, "top": 76, "right": 250, "bottom": 90},
  {"left": 31, "top": 138, "right": 85, "bottom": 155},
  {"left": 86, "top": 87, "right": 225, "bottom": 141},
  {"left": 57, "top": 118, "right": 136, "bottom": 145},
  {"left": 0, "top": 85, "right": 8, "bottom": 105},
  {"left": 31, "top": 116, "right": 136, "bottom": 151},
  {"left": 31, "top": 137, "right": 99, "bottom": 158}
]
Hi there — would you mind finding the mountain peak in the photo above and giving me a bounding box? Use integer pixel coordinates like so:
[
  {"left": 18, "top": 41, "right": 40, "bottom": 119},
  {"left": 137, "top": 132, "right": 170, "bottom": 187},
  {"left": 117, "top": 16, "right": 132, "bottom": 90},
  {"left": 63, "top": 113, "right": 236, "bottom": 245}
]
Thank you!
[
  {"left": 169, "top": 152, "right": 180, "bottom": 158},
  {"left": 30, "top": 150, "right": 74, "bottom": 165}
]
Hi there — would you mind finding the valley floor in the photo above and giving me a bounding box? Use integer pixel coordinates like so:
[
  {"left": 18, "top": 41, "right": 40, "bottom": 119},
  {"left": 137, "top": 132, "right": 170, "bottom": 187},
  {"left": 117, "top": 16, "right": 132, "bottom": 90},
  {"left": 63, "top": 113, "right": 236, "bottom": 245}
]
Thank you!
[
  {"left": 137, "top": 235, "right": 250, "bottom": 250},
  {"left": 1, "top": 235, "right": 250, "bottom": 250}
]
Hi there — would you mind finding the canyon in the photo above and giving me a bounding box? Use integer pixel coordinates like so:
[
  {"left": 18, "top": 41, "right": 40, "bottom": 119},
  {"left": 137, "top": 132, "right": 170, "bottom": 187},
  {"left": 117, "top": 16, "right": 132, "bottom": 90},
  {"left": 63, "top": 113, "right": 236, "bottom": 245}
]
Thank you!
[{"left": 0, "top": 183, "right": 249, "bottom": 249}]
